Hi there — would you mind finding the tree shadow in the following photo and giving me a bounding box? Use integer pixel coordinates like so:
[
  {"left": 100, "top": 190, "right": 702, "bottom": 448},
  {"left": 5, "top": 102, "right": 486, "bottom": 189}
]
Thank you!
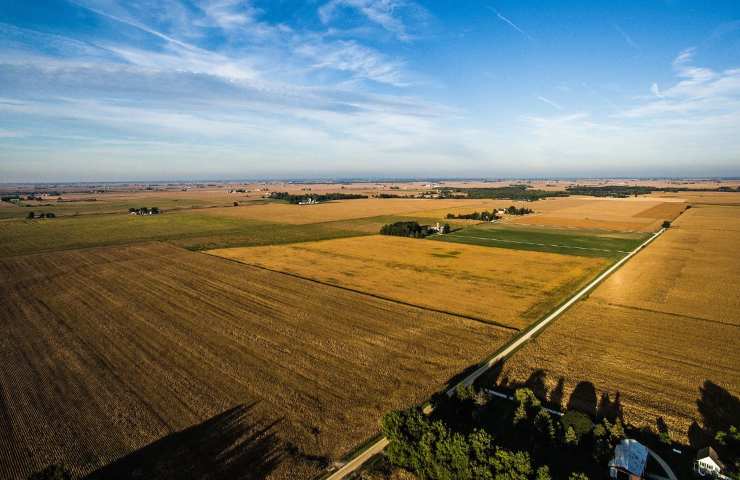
[
  {"left": 567, "top": 381, "right": 598, "bottom": 418},
  {"left": 85, "top": 403, "right": 285, "bottom": 480},
  {"left": 550, "top": 377, "right": 565, "bottom": 411},
  {"left": 697, "top": 380, "right": 740, "bottom": 436},
  {"left": 596, "top": 391, "right": 623, "bottom": 422}
]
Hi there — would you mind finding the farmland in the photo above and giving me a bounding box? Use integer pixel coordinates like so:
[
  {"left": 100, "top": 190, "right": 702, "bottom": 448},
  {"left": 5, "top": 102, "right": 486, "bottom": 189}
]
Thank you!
[
  {"left": 0, "top": 242, "right": 511, "bottom": 480},
  {"left": 502, "top": 196, "right": 687, "bottom": 232},
  {"left": 208, "top": 235, "right": 610, "bottom": 330},
  {"left": 432, "top": 224, "right": 649, "bottom": 258},
  {"left": 0, "top": 211, "right": 368, "bottom": 257},
  {"left": 485, "top": 205, "right": 740, "bottom": 442}
]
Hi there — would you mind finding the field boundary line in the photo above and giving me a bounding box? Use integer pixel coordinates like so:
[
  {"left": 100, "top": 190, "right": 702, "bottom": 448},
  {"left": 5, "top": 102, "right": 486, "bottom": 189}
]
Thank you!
[
  {"left": 202, "top": 252, "right": 521, "bottom": 333},
  {"left": 322, "top": 227, "right": 667, "bottom": 480}
]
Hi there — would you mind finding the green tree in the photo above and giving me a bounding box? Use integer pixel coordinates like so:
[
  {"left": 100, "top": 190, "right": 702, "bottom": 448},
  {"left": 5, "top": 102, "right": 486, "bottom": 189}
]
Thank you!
[
  {"left": 534, "top": 409, "right": 557, "bottom": 443},
  {"left": 536, "top": 466, "right": 552, "bottom": 480},
  {"left": 569, "top": 472, "right": 589, "bottom": 480},
  {"left": 27, "top": 211, "right": 35, "bottom": 219},
  {"left": 513, "top": 388, "right": 541, "bottom": 426},
  {"left": 564, "top": 426, "right": 578, "bottom": 446}
]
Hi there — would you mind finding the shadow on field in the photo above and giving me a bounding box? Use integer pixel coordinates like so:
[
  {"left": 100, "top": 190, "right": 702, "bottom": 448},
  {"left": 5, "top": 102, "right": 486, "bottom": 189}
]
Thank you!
[
  {"left": 85, "top": 403, "right": 284, "bottom": 480},
  {"left": 689, "top": 380, "right": 740, "bottom": 448}
]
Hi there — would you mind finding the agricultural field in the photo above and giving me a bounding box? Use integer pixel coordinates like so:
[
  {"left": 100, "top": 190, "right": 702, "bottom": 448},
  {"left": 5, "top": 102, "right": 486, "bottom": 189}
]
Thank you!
[
  {"left": 502, "top": 197, "right": 686, "bottom": 232},
  {"left": 432, "top": 224, "right": 649, "bottom": 258},
  {"left": 208, "top": 235, "right": 610, "bottom": 330},
  {"left": 0, "top": 210, "right": 371, "bottom": 257},
  {"left": 0, "top": 188, "right": 261, "bottom": 219},
  {"left": 485, "top": 205, "right": 740, "bottom": 442},
  {"left": 0, "top": 242, "right": 512, "bottom": 480},
  {"left": 195, "top": 198, "right": 490, "bottom": 224}
]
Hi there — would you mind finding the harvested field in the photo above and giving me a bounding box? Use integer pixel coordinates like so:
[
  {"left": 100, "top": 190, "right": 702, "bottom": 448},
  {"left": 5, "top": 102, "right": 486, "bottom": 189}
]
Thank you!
[
  {"left": 0, "top": 242, "right": 510, "bottom": 480},
  {"left": 505, "top": 197, "right": 686, "bottom": 232},
  {"left": 197, "top": 198, "right": 489, "bottom": 224},
  {"left": 0, "top": 212, "right": 368, "bottom": 257},
  {"left": 650, "top": 191, "right": 740, "bottom": 206},
  {"left": 208, "top": 235, "right": 610, "bottom": 330},
  {"left": 487, "top": 205, "right": 740, "bottom": 442}
]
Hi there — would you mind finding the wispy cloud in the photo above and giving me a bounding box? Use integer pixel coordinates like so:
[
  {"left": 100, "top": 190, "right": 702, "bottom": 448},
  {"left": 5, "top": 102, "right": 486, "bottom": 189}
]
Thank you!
[
  {"left": 319, "top": 0, "right": 428, "bottom": 41},
  {"left": 537, "top": 96, "right": 563, "bottom": 111},
  {"left": 614, "top": 24, "right": 639, "bottom": 50},
  {"left": 486, "top": 6, "right": 533, "bottom": 41}
]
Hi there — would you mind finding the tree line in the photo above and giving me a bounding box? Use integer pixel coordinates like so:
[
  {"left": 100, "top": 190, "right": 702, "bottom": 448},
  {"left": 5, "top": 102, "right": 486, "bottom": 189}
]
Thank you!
[
  {"left": 380, "top": 385, "right": 633, "bottom": 479},
  {"left": 268, "top": 191, "right": 367, "bottom": 204},
  {"left": 379, "top": 221, "right": 449, "bottom": 238},
  {"left": 446, "top": 206, "right": 534, "bottom": 221},
  {"left": 128, "top": 207, "right": 161, "bottom": 215},
  {"left": 26, "top": 212, "right": 56, "bottom": 219}
]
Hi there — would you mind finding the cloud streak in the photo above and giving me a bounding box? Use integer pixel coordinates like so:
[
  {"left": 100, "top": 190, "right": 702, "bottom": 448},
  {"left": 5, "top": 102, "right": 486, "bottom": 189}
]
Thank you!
[{"left": 487, "top": 7, "right": 533, "bottom": 41}]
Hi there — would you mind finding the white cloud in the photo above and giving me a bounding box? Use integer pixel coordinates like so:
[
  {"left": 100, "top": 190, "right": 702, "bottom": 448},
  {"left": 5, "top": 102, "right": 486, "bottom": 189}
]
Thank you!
[
  {"left": 537, "top": 96, "right": 563, "bottom": 111},
  {"left": 486, "top": 7, "right": 533, "bottom": 41},
  {"left": 319, "top": 0, "right": 427, "bottom": 41}
]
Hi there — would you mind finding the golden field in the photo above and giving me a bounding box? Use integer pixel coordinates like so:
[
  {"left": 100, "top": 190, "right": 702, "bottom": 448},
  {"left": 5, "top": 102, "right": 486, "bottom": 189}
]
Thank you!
[
  {"left": 0, "top": 242, "right": 510, "bottom": 480},
  {"left": 491, "top": 205, "right": 740, "bottom": 441},
  {"left": 196, "top": 198, "right": 491, "bottom": 224},
  {"left": 208, "top": 235, "right": 610, "bottom": 330},
  {"left": 504, "top": 197, "right": 687, "bottom": 232}
]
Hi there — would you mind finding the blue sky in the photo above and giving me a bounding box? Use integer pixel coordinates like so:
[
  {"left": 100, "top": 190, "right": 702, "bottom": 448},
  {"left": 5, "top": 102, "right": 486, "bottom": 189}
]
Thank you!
[{"left": 1, "top": 0, "right": 739, "bottom": 181}]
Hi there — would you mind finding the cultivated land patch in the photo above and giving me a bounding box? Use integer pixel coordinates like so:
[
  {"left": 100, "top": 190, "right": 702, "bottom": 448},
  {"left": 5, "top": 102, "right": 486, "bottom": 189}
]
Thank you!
[
  {"left": 0, "top": 211, "right": 369, "bottom": 257},
  {"left": 485, "top": 205, "right": 740, "bottom": 442},
  {"left": 432, "top": 224, "right": 648, "bottom": 258},
  {"left": 0, "top": 242, "right": 510, "bottom": 480},
  {"left": 195, "top": 198, "right": 491, "bottom": 224},
  {"left": 208, "top": 235, "right": 610, "bottom": 330},
  {"left": 504, "top": 197, "right": 686, "bottom": 232}
]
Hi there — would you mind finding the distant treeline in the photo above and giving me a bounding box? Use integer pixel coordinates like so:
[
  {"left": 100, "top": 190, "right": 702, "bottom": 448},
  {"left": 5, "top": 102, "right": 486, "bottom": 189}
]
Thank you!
[
  {"left": 447, "top": 206, "right": 534, "bottom": 221},
  {"left": 444, "top": 185, "right": 568, "bottom": 201},
  {"left": 566, "top": 184, "right": 740, "bottom": 197},
  {"left": 375, "top": 193, "right": 414, "bottom": 199},
  {"left": 380, "top": 221, "right": 448, "bottom": 238},
  {"left": 268, "top": 192, "right": 367, "bottom": 204},
  {"left": 128, "top": 207, "right": 161, "bottom": 215},
  {"left": 26, "top": 212, "right": 56, "bottom": 219}
]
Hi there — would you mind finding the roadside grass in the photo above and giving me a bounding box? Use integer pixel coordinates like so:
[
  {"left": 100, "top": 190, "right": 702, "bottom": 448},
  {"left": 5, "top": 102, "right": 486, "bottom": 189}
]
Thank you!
[
  {"left": 0, "top": 211, "right": 367, "bottom": 257},
  {"left": 431, "top": 224, "right": 649, "bottom": 258}
]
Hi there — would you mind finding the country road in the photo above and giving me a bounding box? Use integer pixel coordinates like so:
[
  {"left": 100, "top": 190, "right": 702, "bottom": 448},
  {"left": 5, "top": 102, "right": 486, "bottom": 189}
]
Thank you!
[{"left": 324, "top": 227, "right": 667, "bottom": 480}]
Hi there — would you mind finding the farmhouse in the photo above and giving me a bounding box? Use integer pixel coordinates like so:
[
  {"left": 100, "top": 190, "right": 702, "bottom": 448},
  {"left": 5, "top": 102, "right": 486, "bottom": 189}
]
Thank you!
[
  {"left": 693, "top": 447, "right": 730, "bottom": 479},
  {"left": 608, "top": 439, "right": 648, "bottom": 479}
]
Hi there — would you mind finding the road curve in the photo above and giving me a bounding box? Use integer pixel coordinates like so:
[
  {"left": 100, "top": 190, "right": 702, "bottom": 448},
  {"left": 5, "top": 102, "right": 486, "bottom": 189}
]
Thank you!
[{"left": 324, "top": 228, "right": 667, "bottom": 480}]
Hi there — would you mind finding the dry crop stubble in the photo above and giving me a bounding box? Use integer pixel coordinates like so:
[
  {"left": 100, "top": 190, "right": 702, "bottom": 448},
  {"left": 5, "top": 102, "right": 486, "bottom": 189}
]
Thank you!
[
  {"left": 490, "top": 205, "right": 740, "bottom": 441},
  {"left": 208, "top": 235, "right": 610, "bottom": 330},
  {"left": 0, "top": 242, "right": 510, "bottom": 479}
]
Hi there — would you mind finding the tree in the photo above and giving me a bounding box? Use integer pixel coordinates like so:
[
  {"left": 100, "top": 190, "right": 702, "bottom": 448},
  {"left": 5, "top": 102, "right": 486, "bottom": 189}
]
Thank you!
[
  {"left": 569, "top": 472, "right": 589, "bottom": 480},
  {"left": 561, "top": 410, "right": 593, "bottom": 443},
  {"left": 536, "top": 466, "right": 552, "bottom": 480},
  {"left": 534, "top": 409, "right": 557, "bottom": 443},
  {"left": 564, "top": 426, "right": 578, "bottom": 446},
  {"left": 442, "top": 223, "right": 451, "bottom": 234},
  {"left": 662, "top": 220, "right": 671, "bottom": 228},
  {"left": 233, "top": 201, "right": 239, "bottom": 207},
  {"left": 513, "top": 388, "right": 541, "bottom": 426},
  {"left": 27, "top": 211, "right": 35, "bottom": 219},
  {"left": 27, "top": 465, "right": 72, "bottom": 480}
]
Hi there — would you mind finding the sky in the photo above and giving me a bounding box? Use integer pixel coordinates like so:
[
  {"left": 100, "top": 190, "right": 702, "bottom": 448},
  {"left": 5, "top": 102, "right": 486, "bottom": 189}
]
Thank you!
[{"left": 0, "top": 0, "right": 739, "bottom": 181}]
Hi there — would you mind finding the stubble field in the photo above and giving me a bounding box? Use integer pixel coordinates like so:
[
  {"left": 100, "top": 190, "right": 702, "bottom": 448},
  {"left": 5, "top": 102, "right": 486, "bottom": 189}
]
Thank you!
[
  {"left": 487, "top": 205, "right": 740, "bottom": 441},
  {"left": 208, "top": 235, "right": 610, "bottom": 330},
  {"left": 0, "top": 242, "right": 511, "bottom": 480}
]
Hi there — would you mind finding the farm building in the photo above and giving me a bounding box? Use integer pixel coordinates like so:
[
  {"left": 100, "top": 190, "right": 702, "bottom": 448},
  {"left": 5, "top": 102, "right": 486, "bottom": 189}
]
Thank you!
[
  {"left": 693, "top": 447, "right": 731, "bottom": 479},
  {"left": 608, "top": 439, "right": 648, "bottom": 480}
]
